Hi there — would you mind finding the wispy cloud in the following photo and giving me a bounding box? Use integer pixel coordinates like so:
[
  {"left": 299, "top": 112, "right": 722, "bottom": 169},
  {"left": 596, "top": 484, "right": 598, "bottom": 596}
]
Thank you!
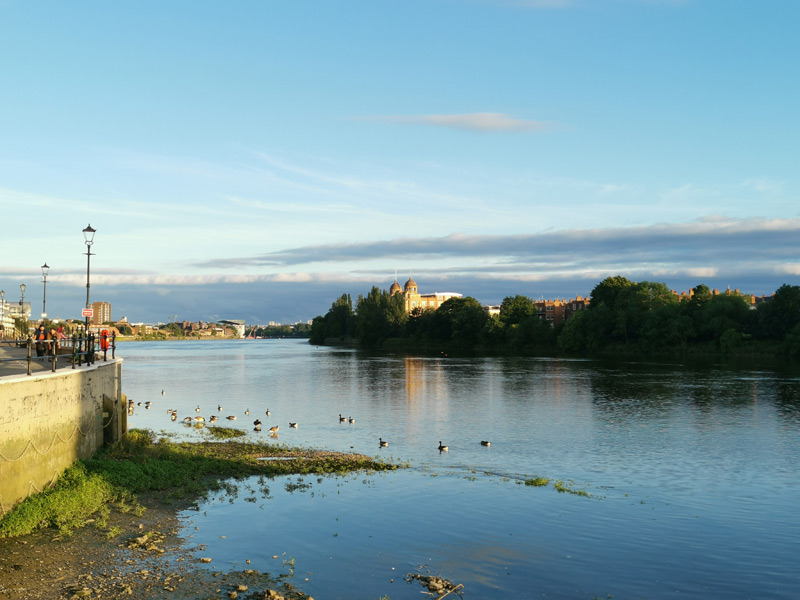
[
  {"left": 192, "top": 217, "right": 800, "bottom": 271},
  {"left": 364, "top": 113, "right": 549, "bottom": 132}
]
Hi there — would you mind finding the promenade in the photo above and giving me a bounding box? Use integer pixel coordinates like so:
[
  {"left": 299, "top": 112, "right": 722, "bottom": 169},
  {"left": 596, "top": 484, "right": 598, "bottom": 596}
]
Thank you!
[{"left": 0, "top": 341, "right": 82, "bottom": 378}]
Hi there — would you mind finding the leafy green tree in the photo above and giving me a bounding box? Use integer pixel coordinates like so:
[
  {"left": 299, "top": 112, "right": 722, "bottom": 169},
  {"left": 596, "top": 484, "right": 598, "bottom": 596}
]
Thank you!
[
  {"left": 757, "top": 284, "right": 800, "bottom": 340},
  {"left": 589, "top": 276, "right": 635, "bottom": 312},
  {"left": 310, "top": 293, "right": 355, "bottom": 344},
  {"left": 499, "top": 295, "right": 537, "bottom": 327},
  {"left": 430, "top": 297, "right": 489, "bottom": 349},
  {"left": 355, "top": 287, "right": 407, "bottom": 347},
  {"left": 700, "top": 293, "right": 752, "bottom": 342}
]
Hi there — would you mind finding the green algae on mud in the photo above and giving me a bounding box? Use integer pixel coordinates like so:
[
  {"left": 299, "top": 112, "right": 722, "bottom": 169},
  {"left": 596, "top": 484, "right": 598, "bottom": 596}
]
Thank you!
[{"left": 0, "top": 428, "right": 398, "bottom": 539}]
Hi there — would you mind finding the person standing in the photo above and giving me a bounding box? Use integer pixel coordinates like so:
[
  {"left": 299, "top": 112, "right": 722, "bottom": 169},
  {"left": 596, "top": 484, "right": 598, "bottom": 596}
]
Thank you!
[{"left": 34, "top": 323, "right": 48, "bottom": 357}]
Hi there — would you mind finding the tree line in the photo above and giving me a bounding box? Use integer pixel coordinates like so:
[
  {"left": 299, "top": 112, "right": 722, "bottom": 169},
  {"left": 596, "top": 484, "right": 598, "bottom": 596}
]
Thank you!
[{"left": 309, "top": 276, "right": 800, "bottom": 356}]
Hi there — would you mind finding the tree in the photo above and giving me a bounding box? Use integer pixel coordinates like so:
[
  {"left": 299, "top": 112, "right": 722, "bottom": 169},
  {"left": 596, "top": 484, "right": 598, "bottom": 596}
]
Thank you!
[
  {"left": 499, "top": 295, "right": 537, "bottom": 328},
  {"left": 589, "top": 276, "right": 635, "bottom": 312},
  {"left": 431, "top": 297, "right": 489, "bottom": 349},
  {"left": 355, "top": 287, "right": 407, "bottom": 347},
  {"left": 757, "top": 284, "right": 800, "bottom": 340}
]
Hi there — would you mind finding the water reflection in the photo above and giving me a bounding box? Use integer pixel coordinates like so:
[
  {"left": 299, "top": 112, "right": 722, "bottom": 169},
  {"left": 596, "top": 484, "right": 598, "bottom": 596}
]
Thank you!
[{"left": 121, "top": 341, "right": 800, "bottom": 600}]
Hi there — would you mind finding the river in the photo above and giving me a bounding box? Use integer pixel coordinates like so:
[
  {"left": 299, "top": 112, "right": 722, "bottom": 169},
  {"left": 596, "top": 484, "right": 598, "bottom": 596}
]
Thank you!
[{"left": 121, "top": 339, "right": 800, "bottom": 599}]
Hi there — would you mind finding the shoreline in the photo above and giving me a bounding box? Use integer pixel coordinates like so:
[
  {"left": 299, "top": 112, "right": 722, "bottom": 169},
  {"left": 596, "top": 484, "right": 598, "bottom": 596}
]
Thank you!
[{"left": 0, "top": 493, "right": 316, "bottom": 600}]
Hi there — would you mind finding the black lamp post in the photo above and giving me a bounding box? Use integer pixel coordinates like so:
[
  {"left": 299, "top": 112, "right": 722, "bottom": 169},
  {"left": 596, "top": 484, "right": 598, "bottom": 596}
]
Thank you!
[
  {"left": 41, "top": 262, "right": 49, "bottom": 320},
  {"left": 83, "top": 224, "right": 96, "bottom": 332},
  {"left": 0, "top": 289, "right": 5, "bottom": 338},
  {"left": 19, "top": 283, "right": 26, "bottom": 310}
]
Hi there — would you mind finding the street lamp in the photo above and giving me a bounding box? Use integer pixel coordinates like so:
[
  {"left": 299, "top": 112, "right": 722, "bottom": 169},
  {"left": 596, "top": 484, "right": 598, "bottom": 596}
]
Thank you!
[
  {"left": 0, "top": 289, "right": 5, "bottom": 338},
  {"left": 41, "top": 262, "right": 49, "bottom": 320},
  {"left": 83, "top": 224, "right": 96, "bottom": 331},
  {"left": 19, "top": 283, "right": 26, "bottom": 333}
]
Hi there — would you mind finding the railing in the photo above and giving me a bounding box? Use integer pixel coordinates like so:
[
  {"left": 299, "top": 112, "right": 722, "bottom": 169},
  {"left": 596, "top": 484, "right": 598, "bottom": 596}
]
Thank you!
[{"left": 0, "top": 331, "right": 116, "bottom": 376}]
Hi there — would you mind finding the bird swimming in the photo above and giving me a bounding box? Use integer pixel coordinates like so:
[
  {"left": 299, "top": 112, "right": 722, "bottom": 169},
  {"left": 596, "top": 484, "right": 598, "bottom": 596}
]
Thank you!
[
  {"left": 289, "top": 422, "right": 298, "bottom": 428},
  {"left": 269, "top": 425, "right": 279, "bottom": 433},
  {"left": 253, "top": 419, "right": 262, "bottom": 426},
  {"left": 438, "top": 441, "right": 449, "bottom": 452},
  {"left": 379, "top": 438, "right": 389, "bottom": 448},
  {"left": 339, "top": 414, "right": 346, "bottom": 422},
  {"left": 348, "top": 417, "right": 355, "bottom": 424},
  {"left": 226, "top": 415, "right": 237, "bottom": 420},
  {"left": 480, "top": 440, "right": 491, "bottom": 447}
]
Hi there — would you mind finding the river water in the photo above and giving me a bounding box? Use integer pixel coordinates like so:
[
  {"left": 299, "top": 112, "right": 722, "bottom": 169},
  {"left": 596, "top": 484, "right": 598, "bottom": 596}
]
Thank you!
[{"left": 121, "top": 339, "right": 800, "bottom": 599}]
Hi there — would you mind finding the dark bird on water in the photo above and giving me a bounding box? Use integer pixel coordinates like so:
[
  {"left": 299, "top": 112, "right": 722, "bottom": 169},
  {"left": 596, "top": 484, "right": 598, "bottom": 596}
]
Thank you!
[
  {"left": 438, "top": 441, "right": 449, "bottom": 452},
  {"left": 379, "top": 438, "right": 389, "bottom": 448}
]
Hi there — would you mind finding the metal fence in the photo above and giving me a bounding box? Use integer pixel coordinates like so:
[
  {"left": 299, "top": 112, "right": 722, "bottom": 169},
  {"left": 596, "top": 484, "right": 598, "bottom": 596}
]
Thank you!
[{"left": 0, "top": 331, "right": 117, "bottom": 376}]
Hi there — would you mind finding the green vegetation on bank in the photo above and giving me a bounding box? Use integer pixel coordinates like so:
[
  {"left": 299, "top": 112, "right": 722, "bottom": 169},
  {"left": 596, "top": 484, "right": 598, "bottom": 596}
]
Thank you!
[
  {"left": 0, "top": 429, "right": 396, "bottom": 539},
  {"left": 310, "top": 277, "right": 800, "bottom": 357}
]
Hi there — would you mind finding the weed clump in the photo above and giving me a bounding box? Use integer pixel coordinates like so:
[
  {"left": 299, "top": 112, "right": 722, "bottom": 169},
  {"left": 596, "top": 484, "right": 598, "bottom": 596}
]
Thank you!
[{"left": 0, "top": 428, "right": 397, "bottom": 539}]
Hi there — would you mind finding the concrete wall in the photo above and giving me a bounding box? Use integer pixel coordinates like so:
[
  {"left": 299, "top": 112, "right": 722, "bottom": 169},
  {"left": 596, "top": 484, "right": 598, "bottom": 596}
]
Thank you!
[{"left": 0, "top": 359, "right": 125, "bottom": 517}]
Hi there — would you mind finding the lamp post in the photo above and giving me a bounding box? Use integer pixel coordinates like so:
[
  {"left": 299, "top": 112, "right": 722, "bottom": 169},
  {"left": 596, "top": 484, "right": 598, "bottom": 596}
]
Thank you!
[
  {"left": 0, "top": 289, "right": 5, "bottom": 338},
  {"left": 83, "top": 224, "right": 96, "bottom": 332},
  {"left": 19, "top": 283, "right": 26, "bottom": 336},
  {"left": 41, "top": 262, "right": 49, "bottom": 320}
]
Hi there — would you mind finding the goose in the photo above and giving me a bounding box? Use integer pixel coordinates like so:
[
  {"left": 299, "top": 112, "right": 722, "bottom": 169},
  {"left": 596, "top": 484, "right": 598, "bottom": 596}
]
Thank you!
[
  {"left": 480, "top": 440, "right": 492, "bottom": 447},
  {"left": 194, "top": 416, "right": 205, "bottom": 422},
  {"left": 183, "top": 417, "right": 192, "bottom": 424},
  {"left": 379, "top": 438, "right": 389, "bottom": 448},
  {"left": 195, "top": 405, "right": 201, "bottom": 413},
  {"left": 218, "top": 404, "right": 222, "bottom": 412},
  {"left": 438, "top": 441, "right": 449, "bottom": 452},
  {"left": 265, "top": 409, "right": 271, "bottom": 416},
  {"left": 269, "top": 425, "right": 279, "bottom": 434},
  {"left": 289, "top": 422, "right": 298, "bottom": 428},
  {"left": 161, "top": 390, "right": 165, "bottom": 395},
  {"left": 348, "top": 417, "right": 355, "bottom": 424},
  {"left": 209, "top": 415, "right": 218, "bottom": 423},
  {"left": 339, "top": 414, "right": 346, "bottom": 423},
  {"left": 254, "top": 424, "right": 262, "bottom": 432},
  {"left": 170, "top": 414, "right": 177, "bottom": 421},
  {"left": 226, "top": 415, "right": 237, "bottom": 421},
  {"left": 245, "top": 408, "right": 250, "bottom": 416},
  {"left": 253, "top": 419, "right": 262, "bottom": 426}
]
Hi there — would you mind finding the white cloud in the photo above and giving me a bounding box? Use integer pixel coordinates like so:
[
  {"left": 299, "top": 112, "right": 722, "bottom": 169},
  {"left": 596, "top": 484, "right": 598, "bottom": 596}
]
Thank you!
[{"left": 366, "top": 113, "right": 549, "bottom": 132}]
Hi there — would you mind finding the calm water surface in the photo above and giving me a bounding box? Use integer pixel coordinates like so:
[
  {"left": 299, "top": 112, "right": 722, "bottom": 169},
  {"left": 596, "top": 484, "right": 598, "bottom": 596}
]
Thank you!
[{"left": 122, "top": 340, "right": 800, "bottom": 599}]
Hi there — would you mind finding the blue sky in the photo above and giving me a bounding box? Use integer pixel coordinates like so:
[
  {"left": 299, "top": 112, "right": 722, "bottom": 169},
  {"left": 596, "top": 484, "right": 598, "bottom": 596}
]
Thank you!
[{"left": 1, "top": 0, "right": 798, "bottom": 325}]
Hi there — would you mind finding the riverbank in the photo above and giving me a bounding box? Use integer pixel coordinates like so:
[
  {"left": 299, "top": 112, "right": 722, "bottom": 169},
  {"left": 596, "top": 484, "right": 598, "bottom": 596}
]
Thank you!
[
  {"left": 0, "top": 491, "right": 318, "bottom": 600},
  {"left": 0, "top": 429, "right": 397, "bottom": 599}
]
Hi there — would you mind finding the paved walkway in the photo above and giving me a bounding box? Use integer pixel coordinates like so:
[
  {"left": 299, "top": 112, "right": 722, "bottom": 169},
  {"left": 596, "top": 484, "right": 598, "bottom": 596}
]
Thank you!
[{"left": 0, "top": 341, "right": 82, "bottom": 378}]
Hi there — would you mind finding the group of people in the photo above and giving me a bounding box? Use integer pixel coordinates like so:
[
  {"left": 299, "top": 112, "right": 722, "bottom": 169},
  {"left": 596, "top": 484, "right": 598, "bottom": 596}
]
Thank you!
[{"left": 33, "top": 323, "right": 67, "bottom": 357}]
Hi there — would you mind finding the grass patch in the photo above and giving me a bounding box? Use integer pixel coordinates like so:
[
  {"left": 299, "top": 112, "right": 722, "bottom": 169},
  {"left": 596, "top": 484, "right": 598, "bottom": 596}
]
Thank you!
[
  {"left": 204, "top": 426, "right": 247, "bottom": 440},
  {"left": 524, "top": 476, "right": 550, "bottom": 487},
  {"left": 0, "top": 428, "right": 397, "bottom": 539}
]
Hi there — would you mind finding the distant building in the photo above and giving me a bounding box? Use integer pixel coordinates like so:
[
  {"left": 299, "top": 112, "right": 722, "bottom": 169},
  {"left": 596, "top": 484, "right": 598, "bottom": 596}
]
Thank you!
[
  {"left": 219, "top": 319, "right": 246, "bottom": 338},
  {"left": 91, "top": 301, "right": 111, "bottom": 325},
  {"left": 389, "top": 276, "right": 462, "bottom": 313},
  {"left": 533, "top": 296, "right": 590, "bottom": 327}
]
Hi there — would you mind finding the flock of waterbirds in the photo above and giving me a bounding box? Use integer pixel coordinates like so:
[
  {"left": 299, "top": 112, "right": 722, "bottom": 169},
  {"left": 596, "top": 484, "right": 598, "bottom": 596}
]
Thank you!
[{"left": 128, "top": 390, "right": 492, "bottom": 451}]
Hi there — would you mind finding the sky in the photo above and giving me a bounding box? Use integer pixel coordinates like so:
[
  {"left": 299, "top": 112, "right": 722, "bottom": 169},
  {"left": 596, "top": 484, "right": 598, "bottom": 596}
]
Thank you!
[{"left": 1, "top": 0, "right": 799, "bottom": 325}]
